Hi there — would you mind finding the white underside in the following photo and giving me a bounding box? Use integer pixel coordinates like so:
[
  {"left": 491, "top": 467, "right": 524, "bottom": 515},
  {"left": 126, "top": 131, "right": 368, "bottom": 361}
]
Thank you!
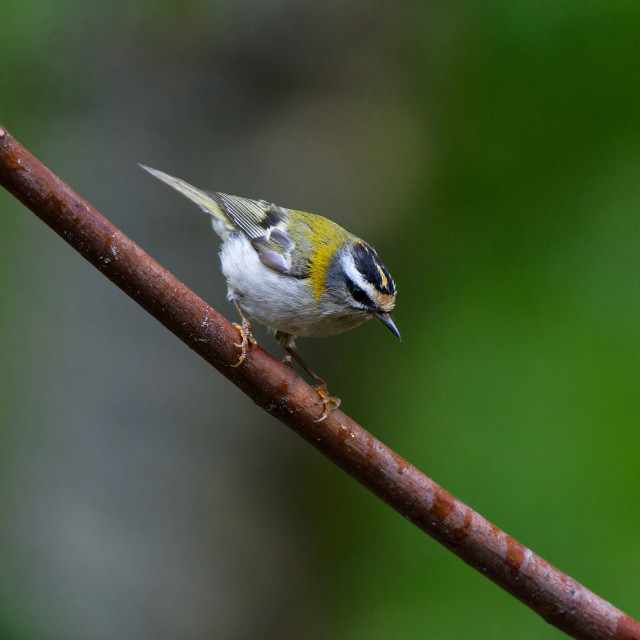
[{"left": 219, "top": 233, "right": 368, "bottom": 338}]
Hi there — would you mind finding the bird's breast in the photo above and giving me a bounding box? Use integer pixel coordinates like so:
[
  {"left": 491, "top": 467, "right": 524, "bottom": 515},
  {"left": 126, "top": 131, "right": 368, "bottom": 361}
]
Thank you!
[{"left": 219, "top": 235, "right": 368, "bottom": 337}]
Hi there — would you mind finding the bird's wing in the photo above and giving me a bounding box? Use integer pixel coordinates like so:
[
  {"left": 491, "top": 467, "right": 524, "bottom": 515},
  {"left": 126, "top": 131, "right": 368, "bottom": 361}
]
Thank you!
[
  {"left": 139, "top": 165, "right": 310, "bottom": 278},
  {"left": 212, "top": 193, "right": 311, "bottom": 278}
]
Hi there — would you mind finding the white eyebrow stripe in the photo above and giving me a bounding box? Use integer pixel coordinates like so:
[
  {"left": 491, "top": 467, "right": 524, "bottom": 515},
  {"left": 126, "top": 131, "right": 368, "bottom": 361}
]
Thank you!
[
  {"left": 341, "top": 252, "right": 379, "bottom": 304},
  {"left": 342, "top": 253, "right": 362, "bottom": 285}
]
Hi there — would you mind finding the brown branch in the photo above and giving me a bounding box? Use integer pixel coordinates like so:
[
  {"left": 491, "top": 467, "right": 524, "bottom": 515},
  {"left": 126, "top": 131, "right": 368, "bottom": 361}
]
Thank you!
[{"left": 0, "top": 126, "right": 637, "bottom": 640}]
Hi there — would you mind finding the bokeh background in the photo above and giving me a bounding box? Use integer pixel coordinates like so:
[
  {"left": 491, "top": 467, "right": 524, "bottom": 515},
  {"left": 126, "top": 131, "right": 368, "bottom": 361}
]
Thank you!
[{"left": 1, "top": 2, "right": 639, "bottom": 638}]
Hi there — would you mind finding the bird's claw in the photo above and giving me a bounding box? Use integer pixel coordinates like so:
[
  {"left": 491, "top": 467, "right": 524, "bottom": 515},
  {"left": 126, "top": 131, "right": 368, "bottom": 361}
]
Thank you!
[
  {"left": 312, "top": 380, "right": 341, "bottom": 422},
  {"left": 232, "top": 318, "right": 257, "bottom": 367}
]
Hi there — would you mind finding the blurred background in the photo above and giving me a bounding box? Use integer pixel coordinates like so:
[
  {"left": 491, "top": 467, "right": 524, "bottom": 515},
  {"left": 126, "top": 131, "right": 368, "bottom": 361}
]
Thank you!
[{"left": 1, "top": 1, "right": 639, "bottom": 638}]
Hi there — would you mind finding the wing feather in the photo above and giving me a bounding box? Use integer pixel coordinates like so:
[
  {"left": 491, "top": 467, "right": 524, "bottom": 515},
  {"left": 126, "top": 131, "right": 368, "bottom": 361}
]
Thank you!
[{"left": 140, "top": 164, "right": 311, "bottom": 279}]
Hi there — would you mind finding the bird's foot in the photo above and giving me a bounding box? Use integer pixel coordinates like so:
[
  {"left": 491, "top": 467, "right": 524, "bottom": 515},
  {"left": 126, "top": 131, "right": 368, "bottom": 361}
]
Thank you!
[
  {"left": 232, "top": 317, "right": 257, "bottom": 367},
  {"left": 312, "top": 379, "right": 341, "bottom": 422}
]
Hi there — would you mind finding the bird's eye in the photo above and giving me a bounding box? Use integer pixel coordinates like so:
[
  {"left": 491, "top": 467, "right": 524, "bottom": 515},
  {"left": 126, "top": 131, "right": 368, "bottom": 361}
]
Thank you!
[
  {"left": 351, "top": 287, "right": 370, "bottom": 306},
  {"left": 345, "top": 278, "right": 372, "bottom": 307}
]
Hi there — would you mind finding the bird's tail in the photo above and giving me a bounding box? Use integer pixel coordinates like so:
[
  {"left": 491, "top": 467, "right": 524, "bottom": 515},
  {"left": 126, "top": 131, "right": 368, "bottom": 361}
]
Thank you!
[{"left": 139, "top": 164, "right": 234, "bottom": 234}]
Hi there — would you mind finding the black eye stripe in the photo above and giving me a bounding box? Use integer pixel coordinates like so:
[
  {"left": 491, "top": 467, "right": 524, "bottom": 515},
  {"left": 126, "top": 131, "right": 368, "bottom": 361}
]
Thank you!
[
  {"left": 345, "top": 277, "right": 374, "bottom": 307},
  {"left": 352, "top": 288, "right": 370, "bottom": 306}
]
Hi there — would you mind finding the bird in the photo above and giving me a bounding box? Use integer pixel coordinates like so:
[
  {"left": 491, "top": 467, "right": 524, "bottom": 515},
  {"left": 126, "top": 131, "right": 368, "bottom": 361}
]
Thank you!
[{"left": 140, "top": 165, "right": 400, "bottom": 420}]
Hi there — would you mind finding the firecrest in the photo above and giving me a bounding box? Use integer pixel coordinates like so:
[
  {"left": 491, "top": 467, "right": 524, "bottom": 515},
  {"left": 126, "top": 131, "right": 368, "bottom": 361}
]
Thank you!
[{"left": 141, "top": 165, "right": 399, "bottom": 420}]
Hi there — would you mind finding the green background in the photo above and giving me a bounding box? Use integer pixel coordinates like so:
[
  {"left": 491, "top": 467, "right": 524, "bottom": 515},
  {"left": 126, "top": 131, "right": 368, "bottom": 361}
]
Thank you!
[{"left": 1, "top": 2, "right": 639, "bottom": 638}]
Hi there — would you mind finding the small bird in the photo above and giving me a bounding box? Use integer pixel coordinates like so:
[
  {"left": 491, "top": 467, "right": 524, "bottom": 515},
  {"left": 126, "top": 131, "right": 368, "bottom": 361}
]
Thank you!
[{"left": 140, "top": 165, "right": 400, "bottom": 420}]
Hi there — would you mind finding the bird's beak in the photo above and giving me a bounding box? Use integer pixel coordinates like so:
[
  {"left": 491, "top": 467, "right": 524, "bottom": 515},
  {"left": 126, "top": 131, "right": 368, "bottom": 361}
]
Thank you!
[{"left": 373, "top": 311, "right": 401, "bottom": 341}]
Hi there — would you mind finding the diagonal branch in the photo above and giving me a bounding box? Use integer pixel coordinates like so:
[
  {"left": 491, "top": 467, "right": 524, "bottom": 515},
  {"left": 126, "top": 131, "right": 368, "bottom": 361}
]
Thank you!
[{"left": 0, "top": 126, "right": 637, "bottom": 640}]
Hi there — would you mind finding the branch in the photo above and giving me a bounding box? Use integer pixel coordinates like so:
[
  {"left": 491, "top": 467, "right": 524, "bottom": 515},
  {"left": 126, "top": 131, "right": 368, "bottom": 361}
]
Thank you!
[{"left": 0, "top": 126, "right": 637, "bottom": 640}]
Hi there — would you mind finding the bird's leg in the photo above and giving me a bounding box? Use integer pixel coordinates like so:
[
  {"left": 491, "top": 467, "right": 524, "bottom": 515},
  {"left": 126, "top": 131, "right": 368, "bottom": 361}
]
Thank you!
[
  {"left": 275, "top": 332, "right": 340, "bottom": 421},
  {"left": 286, "top": 347, "right": 341, "bottom": 422},
  {"left": 231, "top": 299, "right": 257, "bottom": 367}
]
